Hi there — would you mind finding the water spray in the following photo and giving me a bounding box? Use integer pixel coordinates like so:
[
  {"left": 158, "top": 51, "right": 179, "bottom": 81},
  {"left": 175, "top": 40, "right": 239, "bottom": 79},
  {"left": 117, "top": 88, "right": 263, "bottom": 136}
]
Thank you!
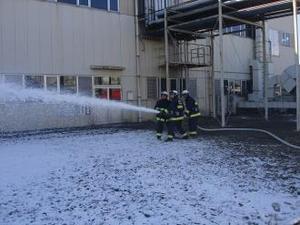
[{"left": 0, "top": 84, "right": 159, "bottom": 114}]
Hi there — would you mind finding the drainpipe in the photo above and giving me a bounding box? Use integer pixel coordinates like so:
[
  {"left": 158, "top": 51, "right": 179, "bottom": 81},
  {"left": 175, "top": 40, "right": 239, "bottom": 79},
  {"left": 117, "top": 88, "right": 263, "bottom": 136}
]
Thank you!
[{"left": 135, "top": 0, "right": 142, "bottom": 122}]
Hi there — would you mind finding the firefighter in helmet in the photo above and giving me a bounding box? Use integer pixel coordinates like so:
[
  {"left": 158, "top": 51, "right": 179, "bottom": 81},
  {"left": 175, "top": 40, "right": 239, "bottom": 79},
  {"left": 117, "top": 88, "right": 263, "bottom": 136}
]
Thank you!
[
  {"left": 182, "top": 90, "right": 201, "bottom": 137},
  {"left": 154, "top": 91, "right": 173, "bottom": 141},
  {"left": 169, "top": 90, "right": 188, "bottom": 139}
]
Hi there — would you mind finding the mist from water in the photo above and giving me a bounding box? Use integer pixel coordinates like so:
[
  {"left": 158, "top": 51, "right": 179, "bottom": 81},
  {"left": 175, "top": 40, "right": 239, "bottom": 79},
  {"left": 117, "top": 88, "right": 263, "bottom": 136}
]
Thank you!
[{"left": 0, "top": 83, "right": 158, "bottom": 114}]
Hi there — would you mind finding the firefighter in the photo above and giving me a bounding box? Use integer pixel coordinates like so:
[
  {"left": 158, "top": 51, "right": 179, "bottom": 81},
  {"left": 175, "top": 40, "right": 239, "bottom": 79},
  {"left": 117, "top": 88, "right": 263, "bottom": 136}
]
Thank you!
[
  {"left": 182, "top": 90, "right": 201, "bottom": 137},
  {"left": 169, "top": 90, "right": 188, "bottom": 139},
  {"left": 154, "top": 91, "right": 174, "bottom": 141}
]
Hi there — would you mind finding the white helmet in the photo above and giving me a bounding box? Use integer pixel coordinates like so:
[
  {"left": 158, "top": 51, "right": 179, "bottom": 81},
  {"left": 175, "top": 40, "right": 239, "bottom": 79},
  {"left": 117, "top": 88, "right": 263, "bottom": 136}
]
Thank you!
[
  {"left": 161, "top": 91, "right": 168, "bottom": 96},
  {"left": 182, "top": 90, "right": 189, "bottom": 95},
  {"left": 170, "top": 90, "right": 178, "bottom": 95}
]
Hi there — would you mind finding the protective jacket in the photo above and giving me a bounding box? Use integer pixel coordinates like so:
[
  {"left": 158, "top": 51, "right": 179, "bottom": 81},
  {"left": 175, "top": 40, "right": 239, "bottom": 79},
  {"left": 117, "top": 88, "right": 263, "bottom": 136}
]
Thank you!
[
  {"left": 154, "top": 99, "right": 171, "bottom": 122},
  {"left": 169, "top": 97, "right": 185, "bottom": 121},
  {"left": 184, "top": 95, "right": 201, "bottom": 118}
]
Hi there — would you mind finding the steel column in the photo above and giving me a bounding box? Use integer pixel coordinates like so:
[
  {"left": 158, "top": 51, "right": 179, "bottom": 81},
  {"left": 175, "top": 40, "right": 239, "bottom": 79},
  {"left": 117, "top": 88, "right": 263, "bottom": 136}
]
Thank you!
[
  {"left": 262, "top": 20, "right": 269, "bottom": 121},
  {"left": 218, "top": 0, "right": 225, "bottom": 127},
  {"left": 210, "top": 31, "right": 216, "bottom": 118}
]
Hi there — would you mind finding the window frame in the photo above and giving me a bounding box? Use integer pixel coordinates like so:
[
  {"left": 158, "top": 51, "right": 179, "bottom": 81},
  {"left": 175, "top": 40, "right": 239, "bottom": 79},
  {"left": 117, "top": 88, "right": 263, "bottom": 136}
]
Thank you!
[
  {"left": 93, "top": 76, "right": 122, "bottom": 100},
  {"left": 54, "top": 0, "right": 119, "bottom": 12}
]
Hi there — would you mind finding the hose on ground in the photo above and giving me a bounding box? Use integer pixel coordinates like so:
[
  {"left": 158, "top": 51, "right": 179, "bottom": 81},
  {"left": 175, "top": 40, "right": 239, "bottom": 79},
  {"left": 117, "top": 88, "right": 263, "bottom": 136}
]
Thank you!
[{"left": 197, "top": 126, "right": 300, "bottom": 150}]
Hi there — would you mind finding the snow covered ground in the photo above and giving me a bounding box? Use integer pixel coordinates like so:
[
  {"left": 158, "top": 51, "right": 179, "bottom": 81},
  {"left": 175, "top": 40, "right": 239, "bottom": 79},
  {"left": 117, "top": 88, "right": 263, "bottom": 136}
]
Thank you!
[{"left": 0, "top": 128, "right": 299, "bottom": 225}]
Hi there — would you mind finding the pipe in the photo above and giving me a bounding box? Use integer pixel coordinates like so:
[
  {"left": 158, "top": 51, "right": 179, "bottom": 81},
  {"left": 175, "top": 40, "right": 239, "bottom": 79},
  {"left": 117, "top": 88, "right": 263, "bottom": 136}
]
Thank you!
[
  {"left": 197, "top": 126, "right": 300, "bottom": 150},
  {"left": 135, "top": 0, "right": 142, "bottom": 122},
  {"left": 292, "top": 0, "right": 300, "bottom": 131},
  {"left": 164, "top": 8, "right": 170, "bottom": 93}
]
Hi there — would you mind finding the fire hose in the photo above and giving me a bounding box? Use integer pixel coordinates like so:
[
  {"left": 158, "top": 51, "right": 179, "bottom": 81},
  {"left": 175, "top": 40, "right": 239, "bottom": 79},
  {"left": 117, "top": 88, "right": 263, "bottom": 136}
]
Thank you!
[{"left": 197, "top": 126, "right": 300, "bottom": 150}]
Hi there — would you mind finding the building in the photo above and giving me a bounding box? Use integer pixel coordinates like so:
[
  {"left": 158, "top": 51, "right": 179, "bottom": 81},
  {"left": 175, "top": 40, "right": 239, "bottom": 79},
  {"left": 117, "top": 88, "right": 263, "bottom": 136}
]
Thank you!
[{"left": 0, "top": 0, "right": 298, "bottom": 132}]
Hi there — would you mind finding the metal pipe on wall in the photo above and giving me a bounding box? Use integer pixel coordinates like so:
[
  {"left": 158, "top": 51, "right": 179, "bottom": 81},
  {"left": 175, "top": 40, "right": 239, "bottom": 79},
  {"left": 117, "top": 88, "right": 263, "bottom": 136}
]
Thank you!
[
  {"left": 210, "top": 31, "right": 216, "bottom": 118},
  {"left": 293, "top": 0, "right": 300, "bottom": 131},
  {"left": 164, "top": 8, "right": 170, "bottom": 93},
  {"left": 134, "top": 0, "right": 142, "bottom": 122}
]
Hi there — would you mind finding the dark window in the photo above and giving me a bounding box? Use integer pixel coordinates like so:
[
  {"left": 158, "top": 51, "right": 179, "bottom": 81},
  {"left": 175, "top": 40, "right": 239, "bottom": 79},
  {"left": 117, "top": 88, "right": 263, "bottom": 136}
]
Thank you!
[
  {"left": 25, "top": 76, "right": 44, "bottom": 89},
  {"left": 94, "top": 77, "right": 109, "bottom": 85},
  {"left": 60, "top": 76, "right": 77, "bottom": 94},
  {"left": 46, "top": 77, "right": 58, "bottom": 92},
  {"left": 224, "top": 80, "right": 229, "bottom": 95},
  {"left": 280, "top": 32, "right": 292, "bottom": 47},
  {"left": 79, "top": 0, "right": 89, "bottom": 6},
  {"left": 161, "top": 78, "right": 166, "bottom": 92},
  {"left": 58, "top": 0, "right": 77, "bottom": 5},
  {"left": 78, "top": 77, "right": 92, "bottom": 96},
  {"left": 95, "top": 88, "right": 108, "bottom": 99},
  {"left": 170, "top": 79, "right": 177, "bottom": 91},
  {"left": 5, "top": 75, "right": 23, "bottom": 86},
  {"left": 147, "top": 77, "right": 158, "bottom": 99},
  {"left": 180, "top": 78, "right": 186, "bottom": 92},
  {"left": 91, "top": 0, "right": 108, "bottom": 9},
  {"left": 110, "top": 0, "right": 118, "bottom": 11}
]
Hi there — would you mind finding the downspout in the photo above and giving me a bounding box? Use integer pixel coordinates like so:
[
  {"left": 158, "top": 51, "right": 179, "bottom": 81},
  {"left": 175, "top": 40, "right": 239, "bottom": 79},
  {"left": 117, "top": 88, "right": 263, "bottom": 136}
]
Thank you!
[{"left": 134, "top": 0, "right": 142, "bottom": 122}]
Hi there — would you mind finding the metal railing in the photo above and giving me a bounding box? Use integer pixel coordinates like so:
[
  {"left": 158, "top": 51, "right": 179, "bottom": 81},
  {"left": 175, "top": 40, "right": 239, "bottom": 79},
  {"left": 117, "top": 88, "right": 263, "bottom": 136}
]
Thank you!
[
  {"left": 159, "top": 42, "right": 211, "bottom": 67},
  {"left": 144, "top": 0, "right": 195, "bottom": 24}
]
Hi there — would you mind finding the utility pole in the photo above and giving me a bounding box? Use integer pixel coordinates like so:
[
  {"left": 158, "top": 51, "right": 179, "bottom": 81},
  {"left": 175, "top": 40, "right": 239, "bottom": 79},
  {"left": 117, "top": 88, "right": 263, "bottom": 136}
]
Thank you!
[
  {"left": 218, "top": 0, "right": 225, "bottom": 127},
  {"left": 293, "top": 0, "right": 300, "bottom": 131}
]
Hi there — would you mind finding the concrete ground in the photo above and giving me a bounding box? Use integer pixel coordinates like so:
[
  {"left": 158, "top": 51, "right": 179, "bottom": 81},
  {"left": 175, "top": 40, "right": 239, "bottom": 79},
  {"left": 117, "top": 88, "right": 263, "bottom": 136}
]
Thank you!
[{"left": 0, "top": 124, "right": 299, "bottom": 225}]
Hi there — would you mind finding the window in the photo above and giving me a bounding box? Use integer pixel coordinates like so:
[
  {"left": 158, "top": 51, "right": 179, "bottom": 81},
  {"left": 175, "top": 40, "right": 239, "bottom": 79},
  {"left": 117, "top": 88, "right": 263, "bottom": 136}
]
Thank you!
[
  {"left": 94, "top": 77, "right": 109, "bottom": 85},
  {"left": 147, "top": 77, "right": 158, "bottom": 99},
  {"left": 170, "top": 79, "right": 177, "bottom": 91},
  {"left": 160, "top": 78, "right": 166, "bottom": 92},
  {"left": 95, "top": 88, "right": 108, "bottom": 99},
  {"left": 60, "top": 76, "right": 77, "bottom": 94},
  {"left": 79, "top": 0, "right": 89, "bottom": 6},
  {"left": 46, "top": 76, "right": 58, "bottom": 92},
  {"left": 110, "top": 77, "right": 121, "bottom": 85},
  {"left": 269, "top": 29, "right": 280, "bottom": 56},
  {"left": 91, "top": 0, "right": 107, "bottom": 9},
  {"left": 109, "top": 88, "right": 121, "bottom": 100},
  {"left": 57, "top": 0, "right": 77, "bottom": 5},
  {"left": 280, "top": 32, "right": 292, "bottom": 47},
  {"left": 94, "top": 76, "right": 121, "bottom": 100},
  {"left": 110, "top": 0, "right": 118, "bottom": 11},
  {"left": 180, "top": 78, "right": 186, "bottom": 92},
  {"left": 94, "top": 76, "right": 120, "bottom": 85},
  {"left": 224, "top": 25, "right": 246, "bottom": 37},
  {"left": 78, "top": 77, "right": 92, "bottom": 96},
  {"left": 5, "top": 75, "right": 23, "bottom": 86},
  {"left": 55, "top": 0, "right": 119, "bottom": 12},
  {"left": 25, "top": 76, "right": 44, "bottom": 89}
]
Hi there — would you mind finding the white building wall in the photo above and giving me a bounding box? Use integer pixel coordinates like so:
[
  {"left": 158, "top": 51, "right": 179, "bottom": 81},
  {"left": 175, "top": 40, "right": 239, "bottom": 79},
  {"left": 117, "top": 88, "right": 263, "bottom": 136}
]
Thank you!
[
  {"left": 0, "top": 0, "right": 137, "bottom": 77},
  {"left": 0, "top": 0, "right": 152, "bottom": 132},
  {"left": 267, "top": 16, "right": 295, "bottom": 76}
]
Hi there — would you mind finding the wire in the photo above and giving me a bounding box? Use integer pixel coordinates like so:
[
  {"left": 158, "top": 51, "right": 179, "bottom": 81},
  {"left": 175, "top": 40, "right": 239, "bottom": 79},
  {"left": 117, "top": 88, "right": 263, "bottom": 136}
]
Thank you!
[{"left": 197, "top": 126, "right": 300, "bottom": 150}]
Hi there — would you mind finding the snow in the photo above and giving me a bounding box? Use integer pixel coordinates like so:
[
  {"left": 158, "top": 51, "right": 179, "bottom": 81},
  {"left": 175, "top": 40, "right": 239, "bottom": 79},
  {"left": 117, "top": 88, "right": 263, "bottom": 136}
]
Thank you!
[{"left": 0, "top": 129, "right": 299, "bottom": 225}]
